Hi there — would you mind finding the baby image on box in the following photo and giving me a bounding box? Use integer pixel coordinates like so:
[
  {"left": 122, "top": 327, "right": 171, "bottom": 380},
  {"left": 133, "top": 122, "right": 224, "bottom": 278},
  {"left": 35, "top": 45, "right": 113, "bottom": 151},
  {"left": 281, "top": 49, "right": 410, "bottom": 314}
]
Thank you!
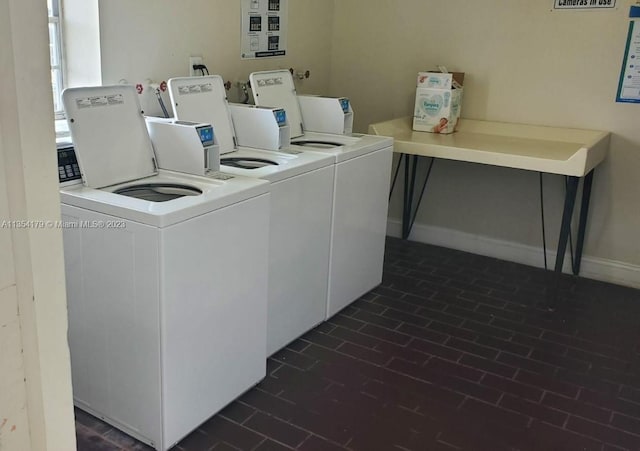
[{"left": 412, "top": 70, "right": 464, "bottom": 134}]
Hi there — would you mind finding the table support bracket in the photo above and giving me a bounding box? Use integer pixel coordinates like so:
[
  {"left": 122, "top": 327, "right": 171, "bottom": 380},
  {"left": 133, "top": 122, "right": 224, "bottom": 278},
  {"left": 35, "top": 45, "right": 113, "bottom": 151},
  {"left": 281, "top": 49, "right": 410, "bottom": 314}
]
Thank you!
[
  {"left": 389, "top": 153, "right": 404, "bottom": 201},
  {"left": 401, "top": 155, "right": 435, "bottom": 239},
  {"left": 573, "top": 170, "right": 594, "bottom": 276},
  {"left": 547, "top": 169, "right": 595, "bottom": 309}
]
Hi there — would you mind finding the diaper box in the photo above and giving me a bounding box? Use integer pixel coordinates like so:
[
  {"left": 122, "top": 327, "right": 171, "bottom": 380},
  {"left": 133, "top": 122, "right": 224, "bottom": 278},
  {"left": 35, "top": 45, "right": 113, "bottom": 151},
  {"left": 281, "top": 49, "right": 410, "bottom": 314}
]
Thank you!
[{"left": 413, "top": 71, "right": 464, "bottom": 134}]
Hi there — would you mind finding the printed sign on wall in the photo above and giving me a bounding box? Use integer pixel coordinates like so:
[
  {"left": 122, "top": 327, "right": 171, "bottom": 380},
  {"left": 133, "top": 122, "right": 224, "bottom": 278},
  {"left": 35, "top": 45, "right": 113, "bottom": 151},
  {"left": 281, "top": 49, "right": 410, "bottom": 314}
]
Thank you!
[
  {"left": 553, "top": 0, "right": 616, "bottom": 10},
  {"left": 617, "top": 5, "right": 640, "bottom": 103},
  {"left": 241, "top": 0, "right": 288, "bottom": 59}
]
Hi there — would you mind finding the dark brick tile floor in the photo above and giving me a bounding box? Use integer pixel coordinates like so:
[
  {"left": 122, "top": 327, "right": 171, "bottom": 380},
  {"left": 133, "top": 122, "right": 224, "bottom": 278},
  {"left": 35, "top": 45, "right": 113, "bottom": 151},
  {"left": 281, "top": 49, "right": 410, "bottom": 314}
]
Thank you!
[{"left": 76, "top": 237, "right": 640, "bottom": 450}]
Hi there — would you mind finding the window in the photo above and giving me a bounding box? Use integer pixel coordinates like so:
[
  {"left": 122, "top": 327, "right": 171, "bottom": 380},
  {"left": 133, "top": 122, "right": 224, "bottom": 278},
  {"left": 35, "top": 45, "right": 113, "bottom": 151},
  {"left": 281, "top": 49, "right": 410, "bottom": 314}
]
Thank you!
[{"left": 48, "top": 0, "right": 64, "bottom": 116}]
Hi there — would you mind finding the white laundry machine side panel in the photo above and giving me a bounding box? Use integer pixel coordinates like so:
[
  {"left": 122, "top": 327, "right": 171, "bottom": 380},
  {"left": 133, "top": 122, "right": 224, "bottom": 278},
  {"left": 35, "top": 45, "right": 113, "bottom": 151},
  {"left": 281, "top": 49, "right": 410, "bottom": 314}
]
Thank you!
[
  {"left": 326, "top": 147, "right": 393, "bottom": 319},
  {"left": 266, "top": 166, "right": 334, "bottom": 356},
  {"left": 160, "top": 193, "right": 270, "bottom": 448},
  {"left": 61, "top": 205, "right": 163, "bottom": 449}
]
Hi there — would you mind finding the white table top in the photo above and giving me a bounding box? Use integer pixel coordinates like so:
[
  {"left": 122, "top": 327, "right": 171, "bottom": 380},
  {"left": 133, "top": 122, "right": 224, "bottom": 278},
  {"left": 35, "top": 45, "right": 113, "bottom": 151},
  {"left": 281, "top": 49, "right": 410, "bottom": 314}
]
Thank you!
[{"left": 368, "top": 117, "right": 610, "bottom": 177}]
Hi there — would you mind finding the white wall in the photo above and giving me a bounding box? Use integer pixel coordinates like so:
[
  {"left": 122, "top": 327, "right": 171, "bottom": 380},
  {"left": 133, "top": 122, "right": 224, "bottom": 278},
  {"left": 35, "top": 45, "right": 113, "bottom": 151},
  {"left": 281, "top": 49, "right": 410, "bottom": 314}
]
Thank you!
[
  {"left": 0, "top": 0, "right": 76, "bottom": 450},
  {"left": 96, "top": 0, "right": 335, "bottom": 116},
  {"left": 0, "top": 132, "right": 30, "bottom": 451},
  {"left": 329, "top": 0, "right": 640, "bottom": 287},
  {"left": 71, "top": 1, "right": 640, "bottom": 287}
]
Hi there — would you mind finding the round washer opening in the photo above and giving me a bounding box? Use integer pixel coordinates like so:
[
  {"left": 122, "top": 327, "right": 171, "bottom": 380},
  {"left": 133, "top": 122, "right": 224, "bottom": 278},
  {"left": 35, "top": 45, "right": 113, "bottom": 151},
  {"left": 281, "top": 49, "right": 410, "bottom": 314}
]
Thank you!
[
  {"left": 221, "top": 157, "right": 279, "bottom": 170},
  {"left": 113, "top": 183, "right": 203, "bottom": 202},
  {"left": 291, "top": 140, "right": 343, "bottom": 149}
]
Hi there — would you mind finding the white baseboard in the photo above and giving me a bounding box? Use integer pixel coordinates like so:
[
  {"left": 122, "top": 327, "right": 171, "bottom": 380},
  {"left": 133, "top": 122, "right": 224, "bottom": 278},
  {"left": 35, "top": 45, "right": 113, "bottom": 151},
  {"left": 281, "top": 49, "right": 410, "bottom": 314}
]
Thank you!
[{"left": 386, "top": 218, "right": 640, "bottom": 290}]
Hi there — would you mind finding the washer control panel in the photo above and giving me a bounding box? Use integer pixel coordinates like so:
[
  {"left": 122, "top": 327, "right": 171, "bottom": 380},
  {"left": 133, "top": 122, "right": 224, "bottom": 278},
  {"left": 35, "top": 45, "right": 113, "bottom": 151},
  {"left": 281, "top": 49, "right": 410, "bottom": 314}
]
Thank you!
[
  {"left": 57, "top": 145, "right": 82, "bottom": 183},
  {"left": 339, "top": 97, "right": 350, "bottom": 114},
  {"left": 273, "top": 108, "right": 287, "bottom": 127}
]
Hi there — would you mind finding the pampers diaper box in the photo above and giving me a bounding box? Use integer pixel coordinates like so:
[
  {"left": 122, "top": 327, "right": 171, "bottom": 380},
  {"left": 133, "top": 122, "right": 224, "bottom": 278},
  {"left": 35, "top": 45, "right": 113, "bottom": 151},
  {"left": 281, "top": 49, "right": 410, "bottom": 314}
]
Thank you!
[{"left": 413, "top": 71, "right": 464, "bottom": 134}]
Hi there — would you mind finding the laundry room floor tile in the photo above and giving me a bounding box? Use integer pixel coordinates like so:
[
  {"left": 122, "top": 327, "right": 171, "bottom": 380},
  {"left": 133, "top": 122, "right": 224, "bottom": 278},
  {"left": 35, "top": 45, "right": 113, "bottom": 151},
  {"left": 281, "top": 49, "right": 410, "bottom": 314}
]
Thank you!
[{"left": 76, "top": 237, "right": 640, "bottom": 451}]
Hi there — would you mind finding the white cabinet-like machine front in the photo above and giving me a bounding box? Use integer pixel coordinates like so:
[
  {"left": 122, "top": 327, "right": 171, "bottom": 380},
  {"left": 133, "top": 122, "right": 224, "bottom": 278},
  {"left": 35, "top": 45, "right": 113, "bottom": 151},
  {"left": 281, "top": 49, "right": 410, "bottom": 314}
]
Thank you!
[
  {"left": 60, "top": 85, "right": 271, "bottom": 450},
  {"left": 250, "top": 70, "right": 394, "bottom": 319}
]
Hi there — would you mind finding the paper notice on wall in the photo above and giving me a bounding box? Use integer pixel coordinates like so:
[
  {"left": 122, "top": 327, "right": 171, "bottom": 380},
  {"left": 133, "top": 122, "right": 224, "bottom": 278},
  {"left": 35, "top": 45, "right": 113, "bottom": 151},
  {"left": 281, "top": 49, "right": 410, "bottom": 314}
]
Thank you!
[
  {"left": 241, "top": 0, "right": 288, "bottom": 59},
  {"left": 616, "top": 6, "right": 640, "bottom": 103},
  {"left": 552, "top": 0, "right": 616, "bottom": 9}
]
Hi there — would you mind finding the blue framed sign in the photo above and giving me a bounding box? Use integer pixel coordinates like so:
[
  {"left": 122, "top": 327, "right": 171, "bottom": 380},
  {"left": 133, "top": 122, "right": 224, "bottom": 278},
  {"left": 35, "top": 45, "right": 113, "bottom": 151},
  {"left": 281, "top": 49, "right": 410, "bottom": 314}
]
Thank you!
[{"left": 616, "top": 5, "right": 640, "bottom": 103}]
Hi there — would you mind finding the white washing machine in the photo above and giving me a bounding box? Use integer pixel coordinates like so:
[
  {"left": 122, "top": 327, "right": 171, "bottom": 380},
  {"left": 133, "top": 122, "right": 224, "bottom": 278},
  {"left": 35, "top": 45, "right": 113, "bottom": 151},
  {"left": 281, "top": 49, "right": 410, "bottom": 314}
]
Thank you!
[
  {"left": 250, "top": 70, "right": 394, "bottom": 319},
  {"left": 167, "top": 76, "right": 335, "bottom": 356},
  {"left": 60, "top": 85, "right": 270, "bottom": 451}
]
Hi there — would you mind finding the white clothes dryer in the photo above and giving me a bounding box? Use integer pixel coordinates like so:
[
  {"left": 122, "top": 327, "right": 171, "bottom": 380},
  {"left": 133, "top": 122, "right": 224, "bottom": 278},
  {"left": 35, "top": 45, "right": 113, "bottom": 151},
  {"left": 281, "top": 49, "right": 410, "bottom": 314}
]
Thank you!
[
  {"left": 168, "top": 76, "right": 335, "bottom": 356},
  {"left": 250, "top": 70, "right": 394, "bottom": 319},
  {"left": 60, "top": 85, "right": 270, "bottom": 451}
]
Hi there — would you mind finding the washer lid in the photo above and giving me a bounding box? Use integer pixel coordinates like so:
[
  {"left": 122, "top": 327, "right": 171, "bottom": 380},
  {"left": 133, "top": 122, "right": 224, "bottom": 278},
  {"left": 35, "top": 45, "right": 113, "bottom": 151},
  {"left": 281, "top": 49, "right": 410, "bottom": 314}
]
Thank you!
[
  {"left": 62, "top": 85, "right": 158, "bottom": 189},
  {"left": 168, "top": 76, "right": 237, "bottom": 154},
  {"left": 250, "top": 70, "right": 304, "bottom": 138}
]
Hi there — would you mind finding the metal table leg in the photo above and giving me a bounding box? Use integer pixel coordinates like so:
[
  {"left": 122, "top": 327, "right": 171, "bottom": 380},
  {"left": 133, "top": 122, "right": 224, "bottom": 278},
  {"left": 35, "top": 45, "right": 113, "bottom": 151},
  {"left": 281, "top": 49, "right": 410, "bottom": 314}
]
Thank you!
[
  {"left": 401, "top": 155, "right": 412, "bottom": 239},
  {"left": 548, "top": 176, "right": 580, "bottom": 309},
  {"left": 573, "top": 169, "right": 594, "bottom": 275},
  {"left": 402, "top": 156, "right": 419, "bottom": 239},
  {"left": 400, "top": 155, "right": 435, "bottom": 240},
  {"left": 389, "top": 153, "right": 404, "bottom": 201}
]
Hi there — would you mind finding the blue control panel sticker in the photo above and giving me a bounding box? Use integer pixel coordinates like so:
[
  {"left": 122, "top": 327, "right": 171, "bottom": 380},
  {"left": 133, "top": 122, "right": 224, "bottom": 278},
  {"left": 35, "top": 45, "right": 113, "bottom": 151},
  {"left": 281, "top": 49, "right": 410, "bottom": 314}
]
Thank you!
[
  {"left": 197, "top": 126, "right": 215, "bottom": 146},
  {"left": 339, "top": 98, "right": 350, "bottom": 114},
  {"left": 273, "top": 108, "right": 287, "bottom": 126}
]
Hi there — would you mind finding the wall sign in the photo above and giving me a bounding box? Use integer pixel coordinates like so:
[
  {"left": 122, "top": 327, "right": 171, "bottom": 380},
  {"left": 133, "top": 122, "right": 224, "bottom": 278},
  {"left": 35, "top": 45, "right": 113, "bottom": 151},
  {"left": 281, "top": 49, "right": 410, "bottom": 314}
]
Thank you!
[
  {"left": 553, "top": 0, "right": 616, "bottom": 9},
  {"left": 241, "top": 0, "right": 288, "bottom": 59},
  {"left": 617, "top": 5, "right": 640, "bottom": 103}
]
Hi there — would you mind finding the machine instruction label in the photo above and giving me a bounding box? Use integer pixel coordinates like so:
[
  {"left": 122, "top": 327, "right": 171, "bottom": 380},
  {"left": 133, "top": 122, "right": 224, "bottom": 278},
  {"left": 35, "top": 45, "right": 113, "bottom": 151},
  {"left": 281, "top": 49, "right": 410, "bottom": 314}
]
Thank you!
[
  {"left": 76, "top": 94, "right": 124, "bottom": 109},
  {"left": 177, "top": 84, "right": 214, "bottom": 95},
  {"left": 241, "top": 0, "right": 288, "bottom": 59},
  {"left": 553, "top": 0, "right": 616, "bottom": 9},
  {"left": 253, "top": 76, "right": 284, "bottom": 87},
  {"left": 205, "top": 171, "right": 235, "bottom": 180}
]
